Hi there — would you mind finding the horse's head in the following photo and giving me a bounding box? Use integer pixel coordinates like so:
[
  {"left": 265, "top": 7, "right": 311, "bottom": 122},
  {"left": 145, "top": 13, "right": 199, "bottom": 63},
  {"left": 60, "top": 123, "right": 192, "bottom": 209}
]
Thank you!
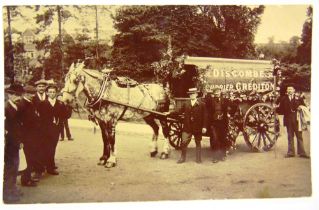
[{"left": 61, "top": 62, "right": 86, "bottom": 104}]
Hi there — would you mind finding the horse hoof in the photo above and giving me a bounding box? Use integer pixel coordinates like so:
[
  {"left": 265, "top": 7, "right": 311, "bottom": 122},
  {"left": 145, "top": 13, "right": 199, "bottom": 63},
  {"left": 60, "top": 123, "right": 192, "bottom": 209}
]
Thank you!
[
  {"left": 105, "top": 162, "right": 116, "bottom": 168},
  {"left": 97, "top": 160, "right": 106, "bottom": 166},
  {"left": 150, "top": 150, "right": 158, "bottom": 157},
  {"left": 160, "top": 152, "right": 169, "bottom": 159}
]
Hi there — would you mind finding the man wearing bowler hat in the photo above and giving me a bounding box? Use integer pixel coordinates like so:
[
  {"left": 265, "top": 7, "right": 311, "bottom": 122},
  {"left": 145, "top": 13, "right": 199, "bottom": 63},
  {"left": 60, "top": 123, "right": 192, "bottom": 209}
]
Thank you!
[
  {"left": 170, "top": 87, "right": 207, "bottom": 164},
  {"left": 4, "top": 83, "right": 25, "bottom": 202},
  {"left": 206, "top": 88, "right": 230, "bottom": 163}
]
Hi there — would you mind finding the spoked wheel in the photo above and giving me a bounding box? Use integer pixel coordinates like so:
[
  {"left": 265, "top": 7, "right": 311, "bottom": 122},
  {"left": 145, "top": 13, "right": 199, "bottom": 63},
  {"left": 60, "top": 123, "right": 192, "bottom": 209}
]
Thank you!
[
  {"left": 243, "top": 103, "right": 279, "bottom": 152},
  {"left": 167, "top": 119, "right": 187, "bottom": 150}
]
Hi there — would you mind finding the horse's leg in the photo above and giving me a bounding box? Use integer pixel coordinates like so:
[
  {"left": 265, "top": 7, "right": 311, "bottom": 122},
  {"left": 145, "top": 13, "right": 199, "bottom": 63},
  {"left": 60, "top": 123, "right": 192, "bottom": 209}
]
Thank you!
[
  {"left": 97, "top": 121, "right": 110, "bottom": 166},
  {"left": 143, "top": 115, "right": 159, "bottom": 157},
  {"left": 159, "top": 120, "right": 171, "bottom": 159},
  {"left": 105, "top": 119, "right": 117, "bottom": 168}
]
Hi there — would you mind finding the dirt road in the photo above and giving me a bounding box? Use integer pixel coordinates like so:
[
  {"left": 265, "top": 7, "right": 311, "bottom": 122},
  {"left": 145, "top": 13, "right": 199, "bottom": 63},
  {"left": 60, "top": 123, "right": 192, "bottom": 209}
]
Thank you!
[{"left": 15, "top": 119, "right": 311, "bottom": 204}]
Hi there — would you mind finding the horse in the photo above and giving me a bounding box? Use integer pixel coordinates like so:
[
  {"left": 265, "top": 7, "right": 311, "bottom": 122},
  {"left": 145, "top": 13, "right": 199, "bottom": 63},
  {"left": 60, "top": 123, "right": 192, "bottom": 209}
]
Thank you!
[{"left": 61, "top": 62, "right": 171, "bottom": 168}]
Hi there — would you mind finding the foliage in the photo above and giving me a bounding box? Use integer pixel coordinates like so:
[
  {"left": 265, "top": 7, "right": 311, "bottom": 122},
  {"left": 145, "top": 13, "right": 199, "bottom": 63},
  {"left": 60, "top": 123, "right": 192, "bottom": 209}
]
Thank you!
[
  {"left": 296, "top": 6, "right": 312, "bottom": 64},
  {"left": 280, "top": 63, "right": 311, "bottom": 91},
  {"left": 111, "top": 5, "right": 265, "bottom": 81}
]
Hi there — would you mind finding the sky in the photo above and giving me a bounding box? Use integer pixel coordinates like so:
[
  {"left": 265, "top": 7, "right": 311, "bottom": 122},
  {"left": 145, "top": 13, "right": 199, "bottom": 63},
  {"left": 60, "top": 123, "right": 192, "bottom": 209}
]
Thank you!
[
  {"left": 254, "top": 5, "right": 310, "bottom": 43},
  {"left": 2, "top": 5, "right": 310, "bottom": 44}
]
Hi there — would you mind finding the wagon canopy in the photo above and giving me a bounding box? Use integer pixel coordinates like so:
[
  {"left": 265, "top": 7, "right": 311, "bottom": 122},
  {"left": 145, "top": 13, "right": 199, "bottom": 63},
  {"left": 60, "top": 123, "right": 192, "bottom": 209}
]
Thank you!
[{"left": 184, "top": 56, "right": 274, "bottom": 93}]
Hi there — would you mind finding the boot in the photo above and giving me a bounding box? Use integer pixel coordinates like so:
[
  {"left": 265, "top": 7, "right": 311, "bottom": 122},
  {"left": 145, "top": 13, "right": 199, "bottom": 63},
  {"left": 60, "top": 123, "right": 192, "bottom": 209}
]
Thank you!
[
  {"left": 196, "top": 146, "right": 202, "bottom": 163},
  {"left": 177, "top": 148, "right": 186, "bottom": 164}
]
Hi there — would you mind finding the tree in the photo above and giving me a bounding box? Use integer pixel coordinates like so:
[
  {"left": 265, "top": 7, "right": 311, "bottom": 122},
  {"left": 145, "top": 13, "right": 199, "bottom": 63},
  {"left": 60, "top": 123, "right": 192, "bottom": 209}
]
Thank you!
[
  {"left": 111, "top": 5, "right": 265, "bottom": 80},
  {"left": 297, "top": 6, "right": 312, "bottom": 64}
]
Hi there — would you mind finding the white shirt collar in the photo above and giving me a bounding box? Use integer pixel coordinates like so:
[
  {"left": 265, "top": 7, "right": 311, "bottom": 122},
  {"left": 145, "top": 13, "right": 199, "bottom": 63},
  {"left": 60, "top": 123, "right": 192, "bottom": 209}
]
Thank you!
[
  {"left": 37, "top": 92, "right": 46, "bottom": 101},
  {"left": 191, "top": 99, "right": 197, "bottom": 106},
  {"left": 8, "top": 100, "right": 18, "bottom": 111},
  {"left": 48, "top": 98, "right": 56, "bottom": 107}
]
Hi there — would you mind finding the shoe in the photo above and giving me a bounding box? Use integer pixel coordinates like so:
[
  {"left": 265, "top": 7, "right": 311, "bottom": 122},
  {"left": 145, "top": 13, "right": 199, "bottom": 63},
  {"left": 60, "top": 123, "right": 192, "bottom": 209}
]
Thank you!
[
  {"left": 60, "top": 138, "right": 64, "bottom": 141},
  {"left": 299, "top": 154, "right": 310, "bottom": 159},
  {"left": 54, "top": 166, "right": 58, "bottom": 169},
  {"left": 31, "top": 177, "right": 40, "bottom": 182},
  {"left": 177, "top": 158, "right": 186, "bottom": 164},
  {"left": 212, "top": 159, "right": 219, "bottom": 163},
  {"left": 284, "top": 154, "right": 295, "bottom": 158},
  {"left": 21, "top": 180, "right": 37, "bottom": 187},
  {"left": 32, "top": 172, "right": 42, "bottom": 180},
  {"left": 68, "top": 138, "right": 74, "bottom": 141},
  {"left": 47, "top": 169, "right": 59, "bottom": 175}
]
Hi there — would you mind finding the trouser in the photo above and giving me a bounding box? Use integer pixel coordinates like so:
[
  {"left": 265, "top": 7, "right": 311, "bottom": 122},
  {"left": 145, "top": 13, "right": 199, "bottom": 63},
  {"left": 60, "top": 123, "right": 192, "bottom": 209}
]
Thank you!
[
  {"left": 60, "top": 119, "right": 71, "bottom": 139},
  {"left": 210, "top": 120, "right": 228, "bottom": 160},
  {"left": 286, "top": 121, "right": 306, "bottom": 155},
  {"left": 44, "top": 126, "right": 60, "bottom": 171},
  {"left": 3, "top": 139, "right": 20, "bottom": 195},
  {"left": 180, "top": 132, "right": 202, "bottom": 159},
  {"left": 21, "top": 141, "right": 34, "bottom": 182},
  {"left": 33, "top": 132, "right": 46, "bottom": 174}
]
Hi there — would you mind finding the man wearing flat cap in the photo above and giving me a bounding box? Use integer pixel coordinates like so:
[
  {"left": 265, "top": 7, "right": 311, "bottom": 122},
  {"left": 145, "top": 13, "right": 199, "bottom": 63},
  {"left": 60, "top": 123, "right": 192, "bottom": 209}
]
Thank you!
[
  {"left": 31, "top": 79, "right": 48, "bottom": 180},
  {"left": 4, "top": 83, "right": 25, "bottom": 202},
  {"left": 170, "top": 88, "right": 208, "bottom": 164}
]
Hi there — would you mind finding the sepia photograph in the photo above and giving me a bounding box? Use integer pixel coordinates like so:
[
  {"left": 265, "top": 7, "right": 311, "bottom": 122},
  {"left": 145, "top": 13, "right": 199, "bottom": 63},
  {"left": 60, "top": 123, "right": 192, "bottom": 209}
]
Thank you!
[{"left": 1, "top": 0, "right": 318, "bottom": 208}]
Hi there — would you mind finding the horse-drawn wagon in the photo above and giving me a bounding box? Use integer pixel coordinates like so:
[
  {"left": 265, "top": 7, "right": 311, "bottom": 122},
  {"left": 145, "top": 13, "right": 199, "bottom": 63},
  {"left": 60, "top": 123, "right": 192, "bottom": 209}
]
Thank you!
[
  {"left": 61, "top": 56, "right": 280, "bottom": 167},
  {"left": 166, "top": 56, "right": 280, "bottom": 152}
]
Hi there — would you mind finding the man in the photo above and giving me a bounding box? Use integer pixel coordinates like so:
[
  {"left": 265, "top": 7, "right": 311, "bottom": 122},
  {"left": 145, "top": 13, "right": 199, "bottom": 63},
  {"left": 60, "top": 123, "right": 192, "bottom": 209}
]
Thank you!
[
  {"left": 38, "top": 84, "right": 64, "bottom": 175},
  {"left": 4, "top": 83, "right": 25, "bottom": 202},
  {"left": 171, "top": 88, "right": 207, "bottom": 164},
  {"left": 278, "top": 85, "right": 310, "bottom": 158},
  {"left": 206, "top": 88, "right": 230, "bottom": 163},
  {"left": 32, "top": 79, "right": 48, "bottom": 180},
  {"left": 19, "top": 95, "right": 38, "bottom": 187},
  {"left": 57, "top": 95, "right": 73, "bottom": 141}
]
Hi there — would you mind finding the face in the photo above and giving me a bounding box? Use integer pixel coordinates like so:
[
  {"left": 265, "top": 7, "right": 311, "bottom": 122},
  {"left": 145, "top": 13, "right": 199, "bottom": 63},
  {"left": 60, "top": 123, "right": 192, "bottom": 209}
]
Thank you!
[
  {"left": 7, "top": 93, "right": 22, "bottom": 103},
  {"left": 47, "top": 87, "right": 57, "bottom": 100},
  {"left": 287, "top": 86, "right": 295, "bottom": 95},
  {"left": 36, "top": 84, "right": 46, "bottom": 94},
  {"left": 189, "top": 92, "right": 197, "bottom": 100},
  {"left": 214, "top": 90, "right": 221, "bottom": 98}
]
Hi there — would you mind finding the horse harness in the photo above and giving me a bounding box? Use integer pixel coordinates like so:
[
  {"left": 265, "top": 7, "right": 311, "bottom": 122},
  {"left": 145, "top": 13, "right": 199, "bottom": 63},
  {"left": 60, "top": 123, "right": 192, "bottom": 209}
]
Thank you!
[{"left": 75, "top": 70, "right": 159, "bottom": 124}]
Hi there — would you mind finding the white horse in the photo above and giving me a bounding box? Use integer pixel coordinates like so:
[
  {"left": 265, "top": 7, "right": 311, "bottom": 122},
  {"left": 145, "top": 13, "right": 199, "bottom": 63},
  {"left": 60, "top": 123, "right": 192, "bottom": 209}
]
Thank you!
[{"left": 61, "top": 63, "right": 171, "bottom": 167}]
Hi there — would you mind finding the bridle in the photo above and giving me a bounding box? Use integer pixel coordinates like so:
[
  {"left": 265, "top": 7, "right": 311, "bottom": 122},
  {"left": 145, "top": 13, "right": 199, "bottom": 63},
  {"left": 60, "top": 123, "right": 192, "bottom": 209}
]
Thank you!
[{"left": 62, "top": 68, "right": 110, "bottom": 122}]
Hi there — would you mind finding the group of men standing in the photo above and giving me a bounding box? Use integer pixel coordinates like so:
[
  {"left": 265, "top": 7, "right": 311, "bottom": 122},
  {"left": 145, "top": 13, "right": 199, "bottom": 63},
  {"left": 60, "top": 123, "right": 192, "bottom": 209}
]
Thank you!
[
  {"left": 3, "top": 79, "right": 72, "bottom": 203},
  {"left": 171, "top": 87, "right": 232, "bottom": 164},
  {"left": 173, "top": 85, "right": 310, "bottom": 164}
]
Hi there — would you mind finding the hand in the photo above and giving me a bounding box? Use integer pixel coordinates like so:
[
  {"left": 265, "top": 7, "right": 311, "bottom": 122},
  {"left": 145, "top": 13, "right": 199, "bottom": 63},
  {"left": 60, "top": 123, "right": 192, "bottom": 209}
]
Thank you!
[
  {"left": 163, "top": 112, "right": 171, "bottom": 116},
  {"left": 202, "top": 128, "right": 207, "bottom": 134}
]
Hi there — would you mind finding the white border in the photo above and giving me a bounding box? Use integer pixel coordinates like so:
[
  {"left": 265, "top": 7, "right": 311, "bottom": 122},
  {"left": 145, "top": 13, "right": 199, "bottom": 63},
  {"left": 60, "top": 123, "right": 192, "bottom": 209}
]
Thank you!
[{"left": 1, "top": 1, "right": 318, "bottom": 210}]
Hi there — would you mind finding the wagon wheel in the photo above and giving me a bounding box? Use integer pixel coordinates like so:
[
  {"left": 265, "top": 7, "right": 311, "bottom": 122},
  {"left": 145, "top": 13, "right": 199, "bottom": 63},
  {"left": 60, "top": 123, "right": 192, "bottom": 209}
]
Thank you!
[
  {"left": 167, "top": 119, "right": 188, "bottom": 150},
  {"left": 243, "top": 103, "right": 279, "bottom": 152}
]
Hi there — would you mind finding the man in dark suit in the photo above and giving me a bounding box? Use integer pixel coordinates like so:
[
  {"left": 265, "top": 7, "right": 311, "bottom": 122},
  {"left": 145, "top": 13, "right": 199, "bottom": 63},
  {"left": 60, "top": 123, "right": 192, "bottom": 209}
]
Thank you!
[
  {"left": 278, "top": 85, "right": 309, "bottom": 158},
  {"left": 4, "top": 83, "right": 25, "bottom": 202},
  {"left": 206, "top": 88, "right": 230, "bottom": 163},
  {"left": 31, "top": 79, "right": 48, "bottom": 180},
  {"left": 57, "top": 95, "right": 73, "bottom": 141},
  {"left": 19, "top": 95, "right": 38, "bottom": 187},
  {"left": 171, "top": 88, "right": 207, "bottom": 164},
  {"left": 38, "top": 84, "right": 64, "bottom": 175}
]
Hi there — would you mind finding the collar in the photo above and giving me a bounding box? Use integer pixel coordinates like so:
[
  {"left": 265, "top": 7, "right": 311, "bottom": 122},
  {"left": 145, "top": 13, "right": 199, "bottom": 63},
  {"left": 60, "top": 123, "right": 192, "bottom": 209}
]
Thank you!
[
  {"left": 37, "top": 92, "right": 46, "bottom": 101},
  {"left": 191, "top": 99, "right": 198, "bottom": 106},
  {"left": 8, "top": 100, "right": 18, "bottom": 111},
  {"left": 48, "top": 98, "right": 57, "bottom": 106}
]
